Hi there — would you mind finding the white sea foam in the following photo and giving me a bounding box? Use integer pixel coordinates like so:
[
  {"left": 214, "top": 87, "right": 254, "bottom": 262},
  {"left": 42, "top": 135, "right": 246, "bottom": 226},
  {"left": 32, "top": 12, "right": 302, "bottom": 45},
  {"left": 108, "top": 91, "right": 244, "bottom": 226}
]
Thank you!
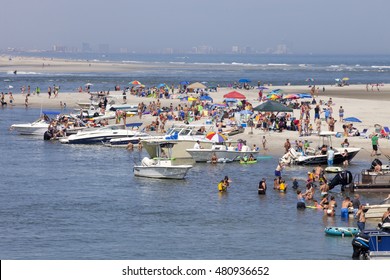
[{"left": 371, "top": 65, "right": 390, "bottom": 69}]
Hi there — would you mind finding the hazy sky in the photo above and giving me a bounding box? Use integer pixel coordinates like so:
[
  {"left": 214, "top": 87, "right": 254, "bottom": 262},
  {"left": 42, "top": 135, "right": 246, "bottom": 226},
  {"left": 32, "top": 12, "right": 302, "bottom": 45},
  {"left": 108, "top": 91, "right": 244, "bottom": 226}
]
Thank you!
[{"left": 1, "top": 0, "right": 389, "bottom": 54}]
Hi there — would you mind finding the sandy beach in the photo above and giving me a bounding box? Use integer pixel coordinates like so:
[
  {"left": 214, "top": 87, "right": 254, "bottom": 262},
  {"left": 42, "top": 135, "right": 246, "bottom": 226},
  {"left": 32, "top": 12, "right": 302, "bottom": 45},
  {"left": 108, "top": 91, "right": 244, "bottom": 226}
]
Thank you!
[{"left": 3, "top": 55, "right": 390, "bottom": 163}]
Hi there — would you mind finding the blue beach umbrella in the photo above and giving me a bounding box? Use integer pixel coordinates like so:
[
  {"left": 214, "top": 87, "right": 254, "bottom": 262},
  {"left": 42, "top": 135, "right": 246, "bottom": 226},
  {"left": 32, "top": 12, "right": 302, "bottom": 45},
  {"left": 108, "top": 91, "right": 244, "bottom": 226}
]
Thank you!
[
  {"left": 297, "top": 93, "right": 313, "bottom": 99},
  {"left": 239, "top": 78, "right": 251, "bottom": 83},
  {"left": 344, "top": 117, "right": 362, "bottom": 123},
  {"left": 180, "top": 81, "right": 190, "bottom": 85}
]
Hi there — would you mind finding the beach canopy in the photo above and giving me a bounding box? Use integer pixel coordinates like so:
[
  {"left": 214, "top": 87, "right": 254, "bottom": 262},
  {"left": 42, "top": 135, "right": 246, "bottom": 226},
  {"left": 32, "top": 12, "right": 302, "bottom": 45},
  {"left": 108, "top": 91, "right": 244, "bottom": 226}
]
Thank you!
[
  {"left": 344, "top": 117, "right": 362, "bottom": 123},
  {"left": 223, "top": 91, "right": 246, "bottom": 99},
  {"left": 253, "top": 100, "right": 293, "bottom": 112},
  {"left": 187, "top": 82, "right": 207, "bottom": 89}
]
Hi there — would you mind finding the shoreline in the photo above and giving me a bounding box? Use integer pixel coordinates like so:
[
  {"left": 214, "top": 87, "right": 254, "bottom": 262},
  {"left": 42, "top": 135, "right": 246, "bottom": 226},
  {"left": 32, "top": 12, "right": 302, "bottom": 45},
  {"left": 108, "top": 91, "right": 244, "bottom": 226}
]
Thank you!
[{"left": 3, "top": 55, "right": 390, "bottom": 165}]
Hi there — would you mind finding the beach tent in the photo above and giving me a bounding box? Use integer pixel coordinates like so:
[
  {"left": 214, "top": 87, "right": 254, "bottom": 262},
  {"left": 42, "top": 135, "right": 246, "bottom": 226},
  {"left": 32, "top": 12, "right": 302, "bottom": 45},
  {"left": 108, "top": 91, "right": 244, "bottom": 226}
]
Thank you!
[
  {"left": 253, "top": 100, "right": 293, "bottom": 112},
  {"left": 187, "top": 82, "right": 207, "bottom": 90},
  {"left": 223, "top": 91, "right": 246, "bottom": 99}
]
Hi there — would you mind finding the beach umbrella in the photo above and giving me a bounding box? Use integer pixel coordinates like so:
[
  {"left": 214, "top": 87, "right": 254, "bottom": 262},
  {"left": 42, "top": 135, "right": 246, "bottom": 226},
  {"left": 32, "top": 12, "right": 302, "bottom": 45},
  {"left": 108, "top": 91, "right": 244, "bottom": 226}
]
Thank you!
[
  {"left": 306, "top": 78, "right": 314, "bottom": 82},
  {"left": 199, "top": 95, "right": 213, "bottom": 102},
  {"left": 266, "top": 94, "right": 282, "bottom": 100},
  {"left": 342, "top": 77, "right": 350, "bottom": 81},
  {"left": 297, "top": 93, "right": 313, "bottom": 99},
  {"left": 253, "top": 100, "right": 293, "bottom": 112},
  {"left": 8, "top": 85, "right": 13, "bottom": 89},
  {"left": 238, "top": 78, "right": 251, "bottom": 83},
  {"left": 157, "top": 83, "right": 167, "bottom": 88},
  {"left": 258, "top": 86, "right": 268, "bottom": 90},
  {"left": 187, "top": 82, "right": 207, "bottom": 89},
  {"left": 344, "top": 117, "right": 362, "bottom": 123},
  {"left": 179, "top": 81, "right": 190, "bottom": 85},
  {"left": 223, "top": 91, "right": 246, "bottom": 99},
  {"left": 85, "top": 83, "right": 93, "bottom": 86},
  {"left": 205, "top": 132, "right": 228, "bottom": 143},
  {"left": 239, "top": 110, "right": 253, "bottom": 115},
  {"left": 129, "top": 80, "right": 142, "bottom": 85},
  {"left": 188, "top": 97, "right": 198, "bottom": 102},
  {"left": 283, "top": 93, "right": 299, "bottom": 100}
]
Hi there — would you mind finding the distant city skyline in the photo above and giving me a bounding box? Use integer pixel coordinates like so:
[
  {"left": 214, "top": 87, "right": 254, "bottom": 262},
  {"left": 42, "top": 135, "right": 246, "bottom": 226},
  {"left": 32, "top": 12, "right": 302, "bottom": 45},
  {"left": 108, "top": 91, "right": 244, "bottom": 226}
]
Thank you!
[
  {"left": 1, "top": 0, "right": 390, "bottom": 55},
  {"left": 2, "top": 42, "right": 292, "bottom": 55}
]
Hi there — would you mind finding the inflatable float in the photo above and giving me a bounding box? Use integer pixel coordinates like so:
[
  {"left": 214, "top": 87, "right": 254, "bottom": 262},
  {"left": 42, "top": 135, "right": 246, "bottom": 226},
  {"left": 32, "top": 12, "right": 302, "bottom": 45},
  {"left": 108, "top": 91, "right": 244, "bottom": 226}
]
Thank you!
[
  {"left": 240, "top": 160, "right": 257, "bottom": 164},
  {"left": 324, "top": 227, "right": 359, "bottom": 237},
  {"left": 325, "top": 166, "right": 343, "bottom": 173}
]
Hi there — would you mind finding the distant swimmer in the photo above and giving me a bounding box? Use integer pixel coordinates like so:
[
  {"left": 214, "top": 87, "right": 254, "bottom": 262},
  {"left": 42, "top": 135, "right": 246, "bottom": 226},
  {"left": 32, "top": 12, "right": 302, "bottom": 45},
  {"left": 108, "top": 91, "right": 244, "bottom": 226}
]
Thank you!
[{"left": 13, "top": 70, "right": 17, "bottom": 75}]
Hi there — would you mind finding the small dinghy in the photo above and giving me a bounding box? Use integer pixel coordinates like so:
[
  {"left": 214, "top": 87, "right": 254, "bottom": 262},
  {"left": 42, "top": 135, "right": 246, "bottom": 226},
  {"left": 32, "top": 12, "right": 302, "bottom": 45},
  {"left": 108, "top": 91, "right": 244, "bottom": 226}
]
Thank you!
[{"left": 324, "top": 227, "right": 359, "bottom": 237}]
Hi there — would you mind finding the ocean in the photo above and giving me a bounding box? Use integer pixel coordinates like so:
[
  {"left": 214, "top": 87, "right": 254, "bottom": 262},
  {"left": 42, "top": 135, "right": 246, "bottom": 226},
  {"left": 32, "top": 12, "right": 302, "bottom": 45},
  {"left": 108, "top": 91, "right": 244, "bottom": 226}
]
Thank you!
[
  {"left": 0, "top": 53, "right": 389, "bottom": 260},
  {"left": 2, "top": 53, "right": 390, "bottom": 93}
]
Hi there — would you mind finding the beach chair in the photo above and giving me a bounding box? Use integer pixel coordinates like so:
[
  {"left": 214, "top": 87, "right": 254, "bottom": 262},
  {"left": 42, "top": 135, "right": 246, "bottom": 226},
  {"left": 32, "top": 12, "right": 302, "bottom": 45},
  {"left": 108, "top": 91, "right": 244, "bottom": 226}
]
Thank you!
[
  {"left": 381, "top": 126, "right": 390, "bottom": 138},
  {"left": 359, "top": 128, "right": 368, "bottom": 138}
]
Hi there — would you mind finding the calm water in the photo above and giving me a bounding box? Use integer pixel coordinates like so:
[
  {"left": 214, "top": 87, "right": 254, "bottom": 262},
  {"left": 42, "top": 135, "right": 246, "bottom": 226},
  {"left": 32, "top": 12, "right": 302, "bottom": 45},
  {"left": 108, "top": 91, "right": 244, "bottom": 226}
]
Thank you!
[{"left": 0, "top": 107, "right": 387, "bottom": 260}]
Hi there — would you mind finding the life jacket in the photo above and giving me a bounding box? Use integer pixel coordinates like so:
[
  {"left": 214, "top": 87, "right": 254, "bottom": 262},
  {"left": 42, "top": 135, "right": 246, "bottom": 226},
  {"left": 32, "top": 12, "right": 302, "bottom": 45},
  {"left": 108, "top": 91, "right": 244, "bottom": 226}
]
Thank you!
[{"left": 218, "top": 181, "right": 225, "bottom": 192}]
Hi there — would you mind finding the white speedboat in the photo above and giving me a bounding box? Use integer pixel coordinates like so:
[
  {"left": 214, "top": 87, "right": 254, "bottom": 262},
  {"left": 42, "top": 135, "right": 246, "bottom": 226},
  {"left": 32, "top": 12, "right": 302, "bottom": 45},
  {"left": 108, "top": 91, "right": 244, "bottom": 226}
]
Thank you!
[
  {"left": 186, "top": 144, "right": 259, "bottom": 162},
  {"left": 10, "top": 110, "right": 59, "bottom": 135},
  {"left": 280, "top": 131, "right": 361, "bottom": 165},
  {"left": 59, "top": 123, "right": 143, "bottom": 144},
  {"left": 142, "top": 124, "right": 232, "bottom": 159},
  {"left": 103, "top": 133, "right": 156, "bottom": 147},
  {"left": 133, "top": 142, "right": 192, "bottom": 179}
]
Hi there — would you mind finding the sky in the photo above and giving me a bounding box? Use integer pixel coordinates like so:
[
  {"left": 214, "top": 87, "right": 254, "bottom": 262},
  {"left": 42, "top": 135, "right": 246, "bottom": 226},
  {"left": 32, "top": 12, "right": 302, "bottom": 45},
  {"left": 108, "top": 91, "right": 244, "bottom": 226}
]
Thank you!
[{"left": 1, "top": 0, "right": 390, "bottom": 54}]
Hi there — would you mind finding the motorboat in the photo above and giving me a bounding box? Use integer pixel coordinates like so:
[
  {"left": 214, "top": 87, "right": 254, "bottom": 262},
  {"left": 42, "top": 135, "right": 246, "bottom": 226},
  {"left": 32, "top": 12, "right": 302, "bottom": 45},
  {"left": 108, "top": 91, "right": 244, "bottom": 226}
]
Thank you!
[
  {"left": 351, "top": 159, "right": 390, "bottom": 192},
  {"left": 280, "top": 131, "right": 361, "bottom": 165},
  {"left": 133, "top": 142, "right": 193, "bottom": 179},
  {"left": 10, "top": 110, "right": 59, "bottom": 135},
  {"left": 142, "top": 124, "right": 224, "bottom": 159},
  {"left": 104, "top": 134, "right": 156, "bottom": 148},
  {"left": 186, "top": 143, "right": 259, "bottom": 162},
  {"left": 352, "top": 224, "right": 390, "bottom": 260},
  {"left": 59, "top": 123, "right": 143, "bottom": 144},
  {"left": 364, "top": 204, "right": 390, "bottom": 219}
]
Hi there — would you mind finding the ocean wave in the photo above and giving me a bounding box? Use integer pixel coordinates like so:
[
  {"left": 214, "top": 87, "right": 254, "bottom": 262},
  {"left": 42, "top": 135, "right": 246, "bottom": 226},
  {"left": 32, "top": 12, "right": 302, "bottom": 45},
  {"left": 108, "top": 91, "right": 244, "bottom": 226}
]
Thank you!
[
  {"left": 267, "top": 63, "right": 290, "bottom": 66},
  {"left": 371, "top": 65, "right": 390, "bottom": 69},
  {"left": 7, "top": 71, "right": 42, "bottom": 75}
]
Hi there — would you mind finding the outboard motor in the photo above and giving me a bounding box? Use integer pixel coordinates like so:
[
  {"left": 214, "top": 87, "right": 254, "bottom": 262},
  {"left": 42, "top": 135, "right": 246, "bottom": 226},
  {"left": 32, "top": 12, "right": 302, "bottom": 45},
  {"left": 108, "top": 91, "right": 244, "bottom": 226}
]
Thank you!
[
  {"left": 352, "top": 232, "right": 370, "bottom": 260},
  {"left": 370, "top": 158, "right": 382, "bottom": 170},
  {"left": 328, "top": 170, "right": 353, "bottom": 191},
  {"left": 43, "top": 130, "right": 52, "bottom": 141}
]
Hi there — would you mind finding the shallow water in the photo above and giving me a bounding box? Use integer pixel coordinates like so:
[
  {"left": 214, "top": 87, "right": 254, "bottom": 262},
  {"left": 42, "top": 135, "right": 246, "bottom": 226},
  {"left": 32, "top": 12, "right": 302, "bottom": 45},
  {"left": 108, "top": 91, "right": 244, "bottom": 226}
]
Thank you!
[{"left": 0, "top": 107, "right": 387, "bottom": 260}]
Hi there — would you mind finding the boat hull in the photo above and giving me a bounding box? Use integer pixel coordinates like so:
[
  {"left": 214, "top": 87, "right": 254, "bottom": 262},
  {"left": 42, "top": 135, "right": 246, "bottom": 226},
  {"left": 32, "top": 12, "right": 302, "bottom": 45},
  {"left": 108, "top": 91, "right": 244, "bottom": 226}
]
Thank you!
[
  {"left": 10, "top": 123, "right": 49, "bottom": 135},
  {"left": 133, "top": 165, "right": 192, "bottom": 179},
  {"left": 143, "top": 140, "right": 214, "bottom": 159},
  {"left": 186, "top": 149, "right": 259, "bottom": 162},
  {"left": 282, "top": 148, "right": 360, "bottom": 165},
  {"left": 352, "top": 170, "right": 390, "bottom": 192}
]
